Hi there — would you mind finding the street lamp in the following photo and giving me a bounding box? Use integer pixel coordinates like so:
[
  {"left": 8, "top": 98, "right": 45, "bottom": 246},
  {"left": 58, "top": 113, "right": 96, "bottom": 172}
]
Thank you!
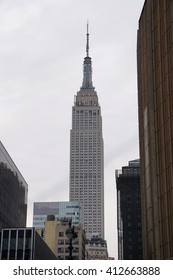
[{"left": 65, "top": 220, "right": 77, "bottom": 260}]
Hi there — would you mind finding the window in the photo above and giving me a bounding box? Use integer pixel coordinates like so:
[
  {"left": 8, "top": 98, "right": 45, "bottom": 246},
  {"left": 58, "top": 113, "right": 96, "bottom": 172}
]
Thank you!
[
  {"left": 59, "top": 232, "right": 64, "bottom": 237},
  {"left": 57, "top": 247, "right": 64, "bottom": 253},
  {"left": 17, "top": 230, "right": 24, "bottom": 250},
  {"left": 25, "top": 230, "right": 32, "bottom": 249},
  {"left": 73, "top": 247, "right": 79, "bottom": 253}
]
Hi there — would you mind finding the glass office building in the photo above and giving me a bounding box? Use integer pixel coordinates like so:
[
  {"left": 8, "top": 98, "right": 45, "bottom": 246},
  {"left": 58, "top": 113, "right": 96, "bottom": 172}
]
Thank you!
[
  {"left": 0, "top": 141, "right": 28, "bottom": 228},
  {"left": 0, "top": 227, "right": 56, "bottom": 260},
  {"left": 33, "top": 201, "right": 83, "bottom": 229}
]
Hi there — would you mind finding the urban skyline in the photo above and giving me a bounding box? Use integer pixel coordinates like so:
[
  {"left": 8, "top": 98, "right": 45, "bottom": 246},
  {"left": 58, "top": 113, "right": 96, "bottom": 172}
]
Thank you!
[{"left": 0, "top": 0, "right": 145, "bottom": 258}]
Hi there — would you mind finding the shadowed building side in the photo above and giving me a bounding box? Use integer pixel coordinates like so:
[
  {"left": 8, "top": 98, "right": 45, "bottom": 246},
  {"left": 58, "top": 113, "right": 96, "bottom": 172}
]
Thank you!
[
  {"left": 0, "top": 141, "right": 28, "bottom": 229},
  {"left": 137, "top": 0, "right": 173, "bottom": 259}
]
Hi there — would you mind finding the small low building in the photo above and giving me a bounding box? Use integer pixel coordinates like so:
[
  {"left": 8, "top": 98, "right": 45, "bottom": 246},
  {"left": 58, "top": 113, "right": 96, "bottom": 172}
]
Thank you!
[
  {"left": 85, "top": 235, "right": 108, "bottom": 260},
  {"left": 38, "top": 215, "right": 85, "bottom": 260},
  {"left": 0, "top": 227, "right": 57, "bottom": 260}
]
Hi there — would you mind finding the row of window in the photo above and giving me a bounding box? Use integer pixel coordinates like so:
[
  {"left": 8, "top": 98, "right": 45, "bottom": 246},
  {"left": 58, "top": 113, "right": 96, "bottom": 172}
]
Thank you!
[
  {"left": 73, "top": 109, "right": 100, "bottom": 115},
  {"left": 73, "top": 125, "right": 100, "bottom": 129},
  {"left": 57, "top": 247, "right": 79, "bottom": 253},
  {"left": 70, "top": 196, "right": 101, "bottom": 200},
  {"left": 57, "top": 239, "right": 79, "bottom": 245},
  {"left": 71, "top": 139, "right": 101, "bottom": 143}
]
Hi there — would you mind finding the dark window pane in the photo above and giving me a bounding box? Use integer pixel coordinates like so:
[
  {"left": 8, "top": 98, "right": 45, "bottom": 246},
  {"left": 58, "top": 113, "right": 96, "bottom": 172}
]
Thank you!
[
  {"left": 26, "top": 230, "right": 31, "bottom": 238},
  {"left": 11, "top": 230, "right": 16, "bottom": 238},
  {"left": 17, "top": 249, "right": 23, "bottom": 260},
  {"left": 17, "top": 231, "right": 24, "bottom": 250},
  {"left": 17, "top": 238, "right": 24, "bottom": 249},
  {"left": 2, "top": 230, "right": 9, "bottom": 250},
  {"left": 10, "top": 230, "right": 16, "bottom": 250},
  {"left": 18, "top": 230, "right": 24, "bottom": 238},
  {"left": 1, "top": 250, "right": 8, "bottom": 260},
  {"left": 3, "top": 230, "right": 9, "bottom": 238},
  {"left": 2, "top": 239, "right": 9, "bottom": 250},
  {"left": 25, "top": 237, "right": 31, "bottom": 250},
  {"left": 9, "top": 250, "right": 15, "bottom": 260},
  {"left": 24, "top": 249, "right": 31, "bottom": 260},
  {"left": 65, "top": 247, "right": 69, "bottom": 253}
]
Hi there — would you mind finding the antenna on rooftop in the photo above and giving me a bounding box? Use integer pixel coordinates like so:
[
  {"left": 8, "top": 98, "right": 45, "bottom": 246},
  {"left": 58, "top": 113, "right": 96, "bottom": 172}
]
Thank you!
[{"left": 86, "top": 21, "right": 89, "bottom": 57}]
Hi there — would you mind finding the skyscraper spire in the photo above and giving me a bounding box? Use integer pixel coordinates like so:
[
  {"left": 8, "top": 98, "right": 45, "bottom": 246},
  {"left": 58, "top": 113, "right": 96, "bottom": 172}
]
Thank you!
[
  {"left": 81, "top": 23, "right": 94, "bottom": 90},
  {"left": 86, "top": 21, "right": 89, "bottom": 57},
  {"left": 70, "top": 24, "right": 104, "bottom": 240}
]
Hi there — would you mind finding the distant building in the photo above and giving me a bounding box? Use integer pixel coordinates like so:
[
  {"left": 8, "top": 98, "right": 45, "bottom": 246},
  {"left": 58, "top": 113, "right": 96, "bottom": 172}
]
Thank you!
[
  {"left": 0, "top": 141, "right": 28, "bottom": 228},
  {"left": 85, "top": 235, "right": 108, "bottom": 260},
  {"left": 69, "top": 25, "right": 104, "bottom": 238},
  {"left": 137, "top": 0, "right": 173, "bottom": 259},
  {"left": 0, "top": 227, "right": 56, "bottom": 260},
  {"left": 38, "top": 216, "right": 85, "bottom": 260},
  {"left": 33, "top": 201, "right": 83, "bottom": 229},
  {"left": 116, "top": 159, "right": 143, "bottom": 260}
]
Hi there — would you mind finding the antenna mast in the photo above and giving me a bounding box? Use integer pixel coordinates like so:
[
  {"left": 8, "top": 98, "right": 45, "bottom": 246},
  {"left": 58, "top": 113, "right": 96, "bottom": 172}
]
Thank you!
[{"left": 86, "top": 21, "right": 89, "bottom": 57}]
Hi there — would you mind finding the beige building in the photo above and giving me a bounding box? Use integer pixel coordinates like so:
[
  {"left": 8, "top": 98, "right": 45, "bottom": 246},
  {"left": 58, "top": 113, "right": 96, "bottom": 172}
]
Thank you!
[
  {"left": 137, "top": 0, "right": 173, "bottom": 259},
  {"left": 38, "top": 216, "right": 85, "bottom": 260},
  {"left": 85, "top": 236, "right": 108, "bottom": 260}
]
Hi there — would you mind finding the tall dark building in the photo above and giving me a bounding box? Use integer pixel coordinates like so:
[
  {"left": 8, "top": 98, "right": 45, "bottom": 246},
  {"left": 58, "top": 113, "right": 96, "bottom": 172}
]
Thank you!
[
  {"left": 0, "top": 141, "right": 28, "bottom": 228},
  {"left": 116, "top": 159, "right": 143, "bottom": 260},
  {"left": 137, "top": 0, "right": 173, "bottom": 259}
]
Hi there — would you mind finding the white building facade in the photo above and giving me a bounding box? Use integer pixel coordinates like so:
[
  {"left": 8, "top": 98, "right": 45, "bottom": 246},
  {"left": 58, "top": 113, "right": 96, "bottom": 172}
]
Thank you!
[{"left": 69, "top": 26, "right": 104, "bottom": 238}]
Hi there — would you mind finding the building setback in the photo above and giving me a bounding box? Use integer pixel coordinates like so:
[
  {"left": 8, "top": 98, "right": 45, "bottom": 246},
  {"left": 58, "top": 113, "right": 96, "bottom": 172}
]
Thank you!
[
  {"left": 0, "top": 141, "right": 28, "bottom": 228},
  {"left": 137, "top": 0, "right": 173, "bottom": 259},
  {"left": 69, "top": 25, "right": 104, "bottom": 238},
  {"left": 116, "top": 160, "right": 143, "bottom": 260}
]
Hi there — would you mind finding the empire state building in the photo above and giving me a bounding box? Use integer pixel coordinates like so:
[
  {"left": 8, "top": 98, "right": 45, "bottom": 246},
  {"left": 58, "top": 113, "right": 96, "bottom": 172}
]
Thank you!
[{"left": 69, "top": 25, "right": 104, "bottom": 238}]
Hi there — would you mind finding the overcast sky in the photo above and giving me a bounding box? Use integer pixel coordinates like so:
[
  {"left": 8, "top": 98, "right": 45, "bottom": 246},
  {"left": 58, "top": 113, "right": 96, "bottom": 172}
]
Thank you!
[{"left": 0, "top": 0, "right": 145, "bottom": 259}]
